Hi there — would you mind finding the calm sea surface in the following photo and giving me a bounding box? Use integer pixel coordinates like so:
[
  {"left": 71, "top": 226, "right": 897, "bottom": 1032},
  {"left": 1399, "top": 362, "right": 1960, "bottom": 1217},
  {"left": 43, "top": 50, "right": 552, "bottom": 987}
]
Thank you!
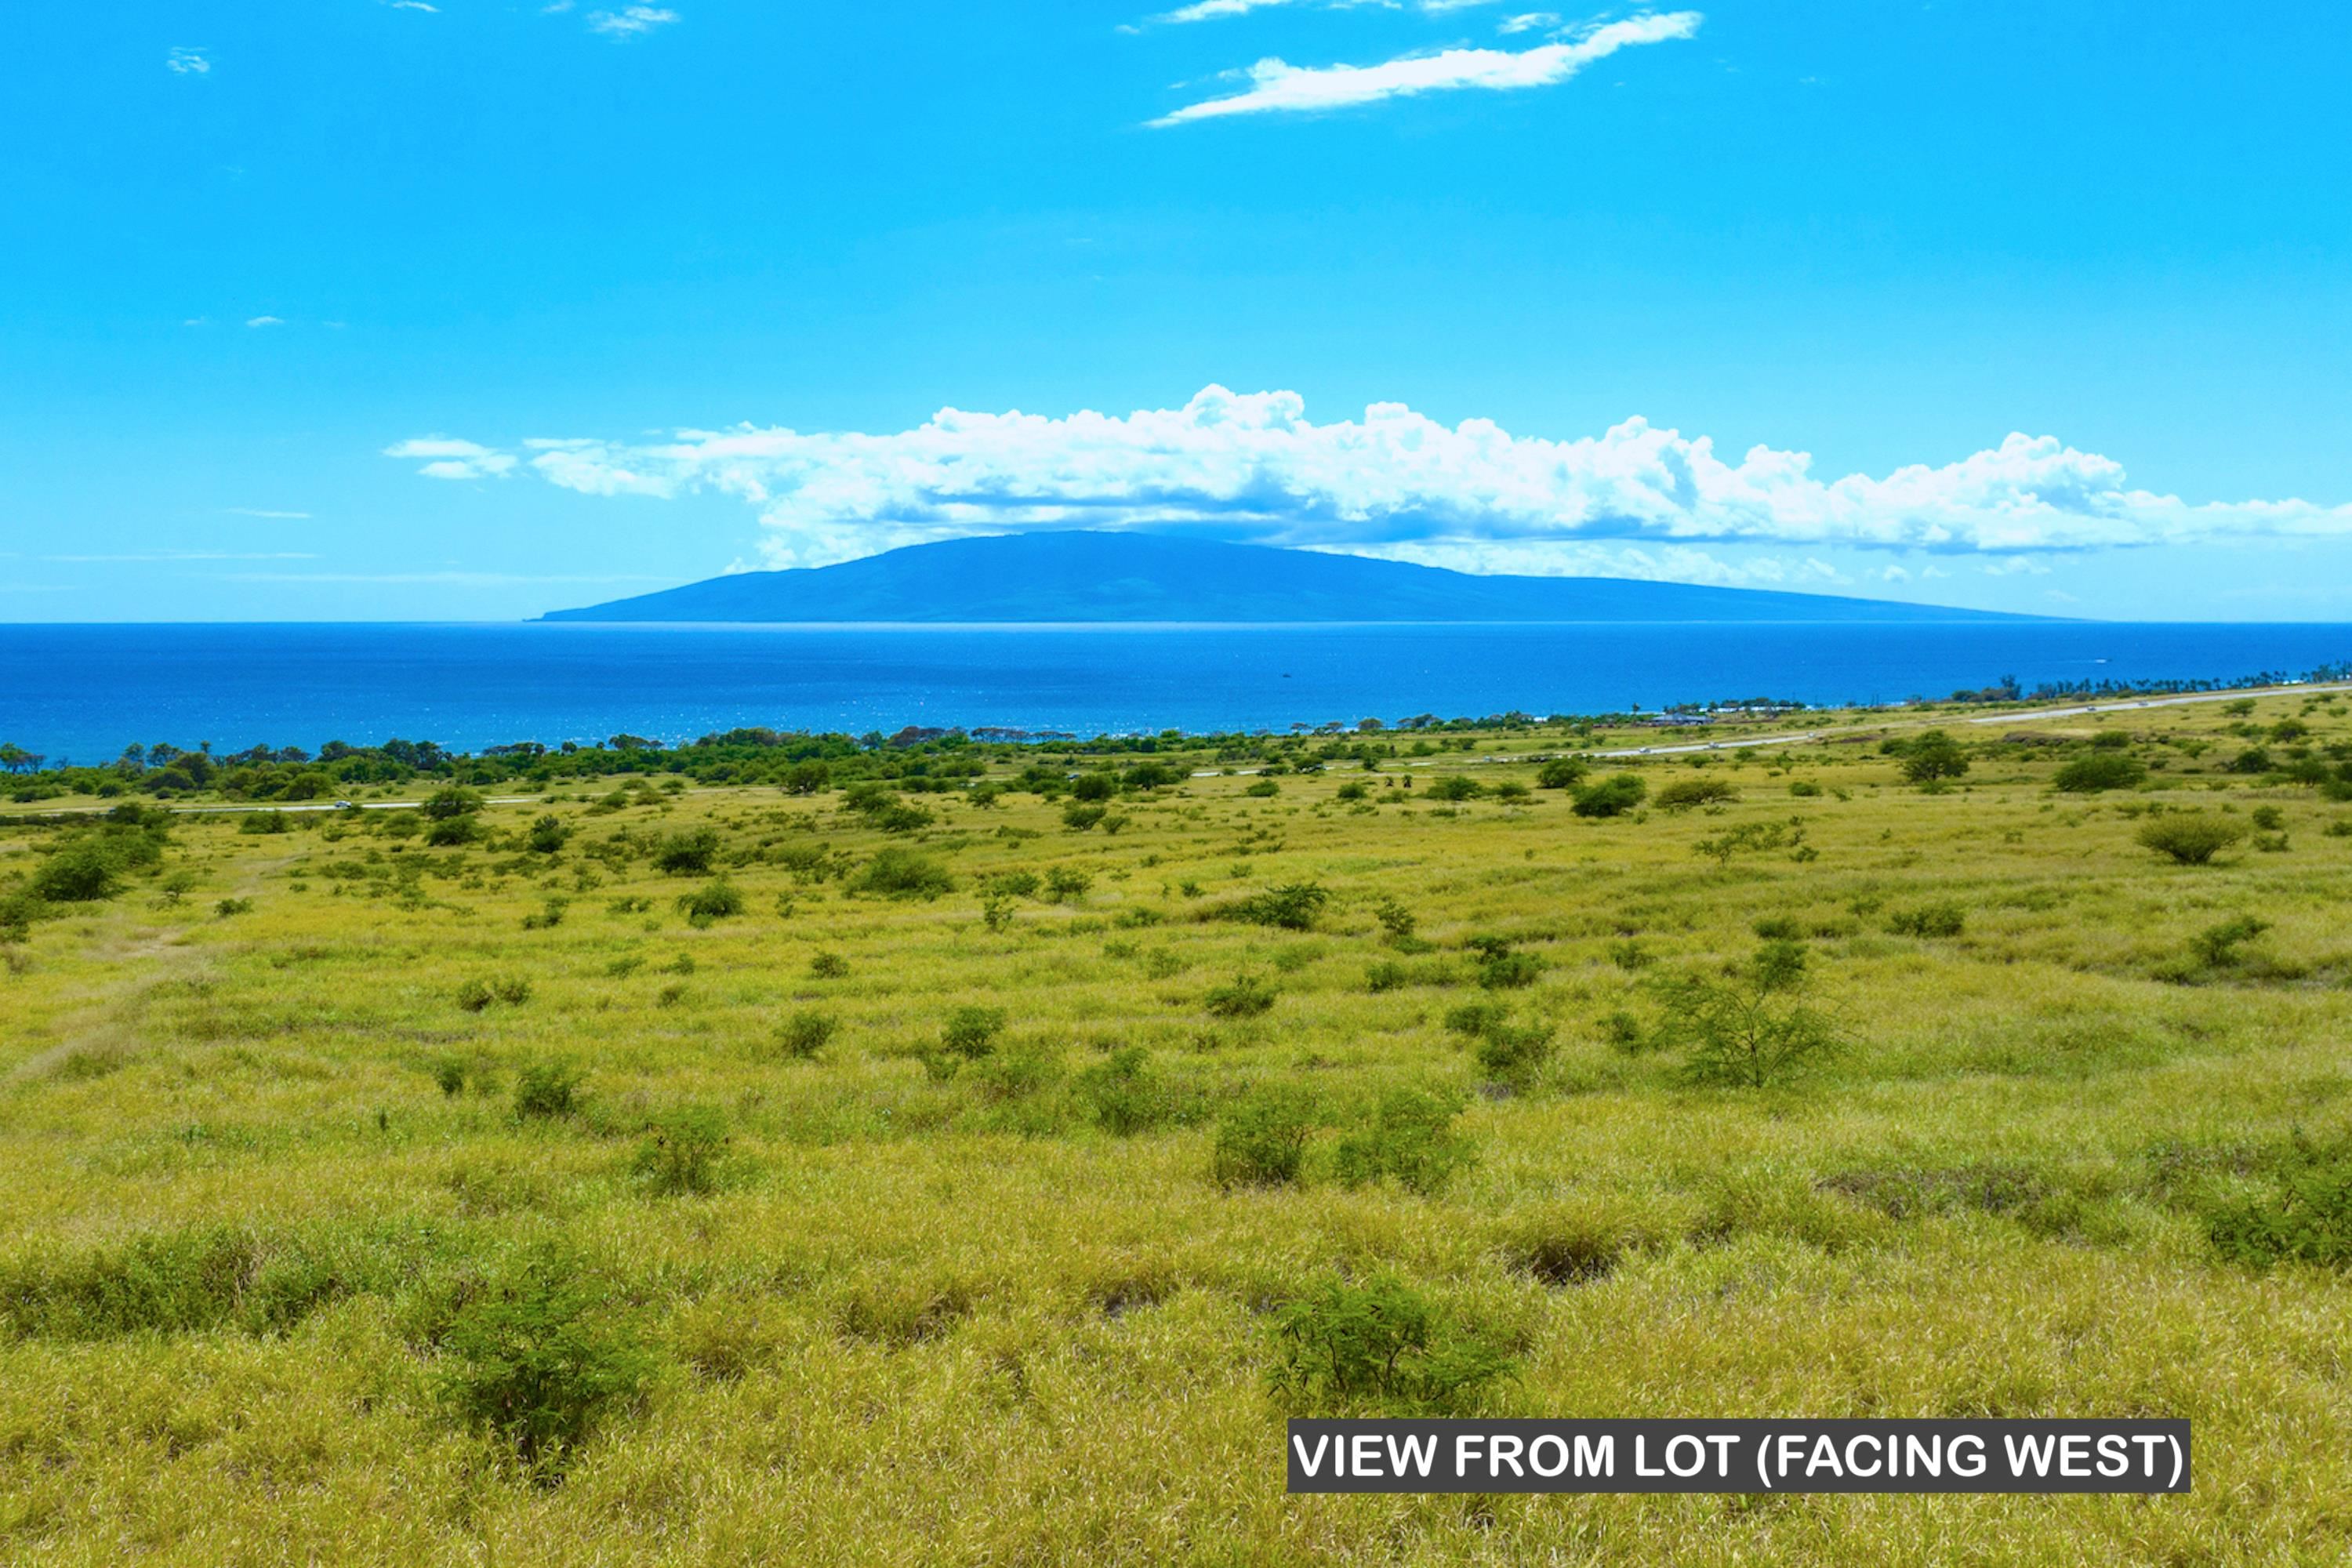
[{"left": 4, "top": 622, "right": 2350, "bottom": 760}]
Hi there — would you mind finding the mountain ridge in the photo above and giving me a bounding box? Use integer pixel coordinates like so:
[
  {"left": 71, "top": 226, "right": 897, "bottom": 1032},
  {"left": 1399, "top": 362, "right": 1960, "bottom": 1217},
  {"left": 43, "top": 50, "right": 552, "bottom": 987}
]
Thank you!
[{"left": 539, "top": 532, "right": 2050, "bottom": 624}]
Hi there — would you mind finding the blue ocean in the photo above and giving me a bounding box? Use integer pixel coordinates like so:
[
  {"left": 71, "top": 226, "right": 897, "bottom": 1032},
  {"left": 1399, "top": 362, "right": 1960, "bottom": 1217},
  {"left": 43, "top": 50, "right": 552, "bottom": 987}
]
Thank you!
[{"left": 3, "top": 621, "right": 2349, "bottom": 762}]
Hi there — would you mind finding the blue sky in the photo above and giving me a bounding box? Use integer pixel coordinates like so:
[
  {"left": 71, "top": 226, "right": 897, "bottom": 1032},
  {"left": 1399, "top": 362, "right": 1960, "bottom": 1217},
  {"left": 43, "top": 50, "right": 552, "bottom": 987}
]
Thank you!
[{"left": 3, "top": 1, "right": 2349, "bottom": 622}]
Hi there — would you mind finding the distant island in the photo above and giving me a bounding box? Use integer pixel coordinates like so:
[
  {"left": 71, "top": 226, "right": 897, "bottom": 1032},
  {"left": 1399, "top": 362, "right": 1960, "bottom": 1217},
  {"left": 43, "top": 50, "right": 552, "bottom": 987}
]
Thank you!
[{"left": 540, "top": 532, "right": 2045, "bottom": 625}]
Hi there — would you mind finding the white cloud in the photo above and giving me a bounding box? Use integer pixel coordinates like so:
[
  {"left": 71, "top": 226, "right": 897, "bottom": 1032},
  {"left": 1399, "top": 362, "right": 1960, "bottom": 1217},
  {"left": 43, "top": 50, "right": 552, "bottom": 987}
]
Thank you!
[
  {"left": 588, "top": 6, "right": 680, "bottom": 36},
  {"left": 166, "top": 48, "right": 210, "bottom": 75},
  {"left": 1153, "top": 11, "right": 1701, "bottom": 125},
  {"left": 385, "top": 437, "right": 520, "bottom": 481},
  {"left": 1497, "top": 12, "right": 1559, "bottom": 34},
  {"left": 1139, "top": 0, "right": 1506, "bottom": 24},
  {"left": 245, "top": 315, "right": 285, "bottom": 328},
  {"left": 388, "top": 2, "right": 441, "bottom": 12},
  {"left": 393, "top": 387, "right": 2352, "bottom": 573}
]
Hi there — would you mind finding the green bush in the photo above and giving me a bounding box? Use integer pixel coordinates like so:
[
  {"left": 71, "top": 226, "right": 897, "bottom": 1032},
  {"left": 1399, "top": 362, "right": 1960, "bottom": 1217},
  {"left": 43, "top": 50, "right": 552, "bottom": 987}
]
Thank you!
[
  {"left": 2137, "top": 815, "right": 2249, "bottom": 866},
  {"left": 1062, "top": 803, "right": 1108, "bottom": 832},
  {"left": 1466, "top": 935, "right": 1542, "bottom": 989},
  {"left": 775, "top": 1010, "right": 837, "bottom": 1059},
  {"left": 1204, "top": 972, "right": 1277, "bottom": 1018},
  {"left": 435, "top": 1248, "right": 654, "bottom": 1475},
  {"left": 1243, "top": 779, "right": 1280, "bottom": 798},
  {"left": 1886, "top": 902, "right": 1965, "bottom": 938},
  {"left": 1443, "top": 1000, "right": 1507, "bottom": 1037},
  {"left": 633, "top": 1104, "right": 729, "bottom": 1196},
  {"left": 1650, "top": 941, "right": 1842, "bottom": 1088},
  {"left": 1044, "top": 867, "right": 1092, "bottom": 902},
  {"left": 1268, "top": 1273, "right": 1514, "bottom": 1414},
  {"left": 1211, "top": 1084, "right": 1316, "bottom": 1187},
  {"left": 1227, "top": 881, "right": 1331, "bottom": 931},
  {"left": 1898, "top": 731, "right": 1970, "bottom": 783},
  {"left": 676, "top": 879, "right": 746, "bottom": 924},
  {"left": 425, "top": 816, "right": 481, "bottom": 848},
  {"left": 513, "top": 1062, "right": 584, "bottom": 1120},
  {"left": 239, "top": 811, "right": 292, "bottom": 835},
  {"left": 2201, "top": 1136, "right": 2352, "bottom": 1269},
  {"left": 1474, "top": 1017, "right": 1555, "bottom": 1090},
  {"left": 654, "top": 829, "right": 722, "bottom": 876},
  {"left": 850, "top": 849, "right": 953, "bottom": 899},
  {"left": 1425, "top": 776, "right": 1484, "bottom": 802},
  {"left": 1331, "top": 1087, "right": 1476, "bottom": 1195},
  {"left": 924, "top": 1006, "right": 1006, "bottom": 1078},
  {"left": 423, "top": 786, "right": 485, "bottom": 820},
  {"left": 1076, "top": 1047, "right": 1171, "bottom": 1136},
  {"left": 1655, "top": 778, "right": 1738, "bottom": 811},
  {"left": 1571, "top": 775, "right": 1648, "bottom": 818},
  {"left": 525, "top": 815, "right": 572, "bottom": 854},
  {"left": 810, "top": 951, "right": 849, "bottom": 978},
  {"left": 1536, "top": 757, "right": 1589, "bottom": 790},
  {"left": 2053, "top": 753, "right": 2147, "bottom": 793}
]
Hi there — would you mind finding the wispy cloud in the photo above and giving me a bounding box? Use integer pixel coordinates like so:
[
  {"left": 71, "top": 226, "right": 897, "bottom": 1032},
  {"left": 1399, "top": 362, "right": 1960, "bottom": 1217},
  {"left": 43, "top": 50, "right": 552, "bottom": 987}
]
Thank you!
[
  {"left": 1497, "top": 11, "right": 1559, "bottom": 34},
  {"left": 166, "top": 47, "right": 210, "bottom": 75},
  {"left": 587, "top": 6, "right": 680, "bottom": 37},
  {"left": 215, "top": 572, "right": 670, "bottom": 586},
  {"left": 245, "top": 315, "right": 285, "bottom": 328},
  {"left": 393, "top": 387, "right": 2352, "bottom": 574},
  {"left": 1138, "top": 0, "right": 1505, "bottom": 24},
  {"left": 387, "top": 2, "right": 441, "bottom": 12},
  {"left": 1153, "top": 11, "right": 1701, "bottom": 125},
  {"left": 384, "top": 437, "right": 519, "bottom": 481}
]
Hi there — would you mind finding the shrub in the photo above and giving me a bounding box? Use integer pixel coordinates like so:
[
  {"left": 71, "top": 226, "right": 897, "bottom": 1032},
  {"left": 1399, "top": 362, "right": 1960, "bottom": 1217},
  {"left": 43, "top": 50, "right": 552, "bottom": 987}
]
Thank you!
[
  {"left": 426, "top": 815, "right": 481, "bottom": 848},
  {"left": 654, "top": 829, "right": 721, "bottom": 876},
  {"left": 31, "top": 838, "right": 147, "bottom": 902},
  {"left": 1268, "top": 1273, "right": 1514, "bottom": 1414},
  {"left": 810, "top": 951, "right": 849, "bottom": 978},
  {"left": 1474, "top": 1017, "right": 1556, "bottom": 1089},
  {"left": 1655, "top": 778, "right": 1738, "bottom": 811},
  {"left": 456, "top": 978, "right": 494, "bottom": 1013},
  {"left": 1243, "top": 779, "right": 1280, "bottom": 798},
  {"left": 1899, "top": 731, "right": 1970, "bottom": 783},
  {"left": 1044, "top": 868, "right": 1092, "bottom": 902},
  {"left": 1076, "top": 1047, "right": 1170, "bottom": 1136},
  {"left": 1571, "top": 775, "right": 1648, "bottom": 818},
  {"left": 1124, "top": 760, "right": 1182, "bottom": 790},
  {"left": 1061, "top": 803, "right": 1108, "bottom": 832},
  {"left": 2137, "top": 815, "right": 2249, "bottom": 866},
  {"left": 1204, "top": 972, "right": 1277, "bottom": 1018},
  {"left": 780, "top": 760, "right": 832, "bottom": 796},
  {"left": 1374, "top": 897, "right": 1418, "bottom": 943},
  {"left": 2054, "top": 753, "right": 2147, "bottom": 793},
  {"left": 850, "top": 849, "right": 953, "bottom": 899},
  {"left": 1425, "top": 776, "right": 1484, "bottom": 802},
  {"left": 1332, "top": 1087, "right": 1476, "bottom": 1194},
  {"left": 435, "top": 1248, "right": 654, "bottom": 1475},
  {"left": 1536, "top": 757, "right": 1589, "bottom": 790},
  {"left": 1650, "top": 942, "right": 1842, "bottom": 1088},
  {"left": 1365, "top": 960, "right": 1408, "bottom": 993},
  {"left": 1229, "top": 881, "right": 1331, "bottom": 931},
  {"left": 423, "top": 786, "right": 485, "bottom": 820},
  {"left": 775, "top": 1010, "right": 837, "bottom": 1059},
  {"left": 213, "top": 898, "right": 254, "bottom": 918},
  {"left": 1445, "top": 1000, "right": 1508, "bottom": 1036},
  {"left": 239, "top": 811, "right": 292, "bottom": 835},
  {"left": 434, "top": 1058, "right": 468, "bottom": 1096},
  {"left": 2201, "top": 1135, "right": 2352, "bottom": 1269},
  {"left": 676, "top": 880, "right": 746, "bottom": 924},
  {"left": 513, "top": 1062, "right": 584, "bottom": 1120},
  {"left": 633, "top": 1104, "right": 728, "bottom": 1196},
  {"left": 525, "top": 816, "right": 572, "bottom": 854},
  {"left": 986, "top": 870, "right": 1042, "bottom": 899},
  {"left": 1693, "top": 819, "right": 1796, "bottom": 869},
  {"left": 1464, "top": 935, "right": 1541, "bottom": 990},
  {"left": 1211, "top": 1084, "right": 1316, "bottom": 1187},
  {"left": 934, "top": 1006, "right": 1005, "bottom": 1075},
  {"left": 2189, "top": 916, "right": 2272, "bottom": 971},
  {"left": 1886, "top": 902, "right": 1965, "bottom": 938}
]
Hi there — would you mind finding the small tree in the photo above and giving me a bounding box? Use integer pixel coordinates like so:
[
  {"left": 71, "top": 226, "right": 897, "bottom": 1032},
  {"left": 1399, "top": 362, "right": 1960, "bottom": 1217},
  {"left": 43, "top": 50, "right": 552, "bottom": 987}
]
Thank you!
[
  {"left": 1650, "top": 941, "right": 1842, "bottom": 1088},
  {"left": 436, "top": 1249, "right": 653, "bottom": 1477},
  {"left": 1900, "top": 731, "right": 1970, "bottom": 784},
  {"left": 1571, "top": 775, "right": 1647, "bottom": 818},
  {"left": 2137, "top": 815, "right": 2249, "bottom": 866},
  {"left": 1211, "top": 1083, "right": 1316, "bottom": 1187},
  {"left": 1268, "top": 1273, "right": 1514, "bottom": 1414}
]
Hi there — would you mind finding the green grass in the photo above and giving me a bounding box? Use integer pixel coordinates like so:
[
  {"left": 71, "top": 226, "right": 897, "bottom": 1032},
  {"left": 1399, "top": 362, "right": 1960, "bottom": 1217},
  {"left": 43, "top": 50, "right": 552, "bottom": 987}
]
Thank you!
[{"left": 2, "top": 690, "right": 2350, "bottom": 1561}]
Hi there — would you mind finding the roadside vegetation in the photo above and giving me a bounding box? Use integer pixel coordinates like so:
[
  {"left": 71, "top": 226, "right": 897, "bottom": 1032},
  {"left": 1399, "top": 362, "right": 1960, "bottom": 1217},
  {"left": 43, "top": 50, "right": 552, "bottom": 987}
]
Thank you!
[{"left": 3, "top": 684, "right": 2352, "bottom": 1562}]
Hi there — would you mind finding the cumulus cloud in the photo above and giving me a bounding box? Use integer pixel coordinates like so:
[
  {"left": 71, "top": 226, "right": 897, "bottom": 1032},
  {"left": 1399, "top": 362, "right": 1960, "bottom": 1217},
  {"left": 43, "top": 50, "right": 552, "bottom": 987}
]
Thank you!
[
  {"left": 390, "top": 387, "right": 2352, "bottom": 572},
  {"left": 588, "top": 5, "right": 679, "bottom": 36},
  {"left": 385, "top": 437, "right": 519, "bottom": 481},
  {"left": 166, "top": 48, "right": 210, "bottom": 75},
  {"left": 1153, "top": 11, "right": 1700, "bottom": 124}
]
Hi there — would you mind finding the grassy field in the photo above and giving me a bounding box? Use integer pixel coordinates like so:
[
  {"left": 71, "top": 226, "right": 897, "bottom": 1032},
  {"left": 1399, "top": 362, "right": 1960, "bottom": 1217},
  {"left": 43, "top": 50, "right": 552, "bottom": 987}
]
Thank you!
[{"left": 4, "top": 689, "right": 2350, "bottom": 1564}]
